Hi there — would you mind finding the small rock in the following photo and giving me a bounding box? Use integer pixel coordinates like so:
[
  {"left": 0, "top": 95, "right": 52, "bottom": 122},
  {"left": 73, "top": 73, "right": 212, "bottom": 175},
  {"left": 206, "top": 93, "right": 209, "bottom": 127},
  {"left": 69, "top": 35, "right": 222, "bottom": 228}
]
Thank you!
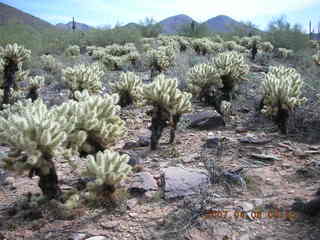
[
  {"left": 122, "top": 141, "right": 139, "bottom": 149},
  {"left": 100, "top": 221, "right": 119, "bottom": 229},
  {"left": 252, "top": 199, "right": 264, "bottom": 207},
  {"left": 161, "top": 167, "right": 209, "bottom": 199},
  {"left": 239, "top": 233, "right": 250, "bottom": 240},
  {"left": 119, "top": 151, "right": 144, "bottom": 167},
  {"left": 137, "top": 136, "right": 150, "bottom": 147},
  {"left": 127, "top": 198, "right": 138, "bottom": 210},
  {"left": 70, "top": 233, "right": 86, "bottom": 240},
  {"left": 182, "top": 153, "right": 198, "bottom": 163},
  {"left": 250, "top": 153, "right": 280, "bottom": 162},
  {"left": 235, "top": 127, "right": 248, "bottom": 133},
  {"left": 129, "top": 172, "right": 158, "bottom": 193},
  {"left": 128, "top": 212, "right": 138, "bottom": 217},
  {"left": 5, "top": 176, "right": 15, "bottom": 185},
  {"left": 85, "top": 237, "right": 108, "bottom": 240},
  {"left": 144, "top": 191, "right": 159, "bottom": 200}
]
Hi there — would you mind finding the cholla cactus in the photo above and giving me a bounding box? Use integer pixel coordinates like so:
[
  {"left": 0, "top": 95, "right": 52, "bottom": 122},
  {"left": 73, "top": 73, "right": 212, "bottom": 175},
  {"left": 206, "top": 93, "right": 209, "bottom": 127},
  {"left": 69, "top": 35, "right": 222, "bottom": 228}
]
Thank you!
[
  {"left": 102, "top": 54, "right": 126, "bottom": 71},
  {"left": 86, "top": 46, "right": 98, "bottom": 56},
  {"left": 83, "top": 150, "right": 132, "bottom": 200},
  {"left": 65, "top": 45, "right": 80, "bottom": 57},
  {"left": 109, "top": 72, "right": 143, "bottom": 107},
  {"left": 62, "top": 63, "right": 104, "bottom": 99},
  {"left": 40, "top": 54, "right": 61, "bottom": 73},
  {"left": 260, "top": 66, "right": 307, "bottom": 134},
  {"left": 0, "top": 43, "right": 31, "bottom": 106},
  {"left": 56, "top": 90, "right": 125, "bottom": 156},
  {"left": 191, "top": 38, "right": 214, "bottom": 55},
  {"left": 312, "top": 51, "right": 320, "bottom": 65},
  {"left": 91, "top": 47, "right": 106, "bottom": 60},
  {"left": 105, "top": 43, "right": 136, "bottom": 57},
  {"left": 309, "top": 40, "right": 320, "bottom": 50},
  {"left": 211, "top": 51, "right": 249, "bottom": 100},
  {"left": 142, "top": 74, "right": 192, "bottom": 149},
  {"left": 223, "top": 41, "right": 239, "bottom": 51},
  {"left": 0, "top": 58, "right": 4, "bottom": 73},
  {"left": 26, "top": 76, "right": 45, "bottom": 101},
  {"left": 126, "top": 51, "right": 140, "bottom": 65},
  {"left": 211, "top": 42, "right": 224, "bottom": 53},
  {"left": 0, "top": 99, "right": 76, "bottom": 199},
  {"left": 260, "top": 41, "right": 274, "bottom": 53},
  {"left": 146, "top": 46, "right": 175, "bottom": 78},
  {"left": 187, "top": 63, "right": 222, "bottom": 104},
  {"left": 277, "top": 48, "right": 293, "bottom": 58}
]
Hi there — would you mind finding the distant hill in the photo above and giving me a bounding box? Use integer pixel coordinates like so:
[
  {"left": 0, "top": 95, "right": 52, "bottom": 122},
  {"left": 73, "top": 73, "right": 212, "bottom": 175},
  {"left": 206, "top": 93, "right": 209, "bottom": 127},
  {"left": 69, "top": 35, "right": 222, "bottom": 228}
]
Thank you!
[
  {"left": 56, "top": 21, "right": 93, "bottom": 31},
  {"left": 159, "top": 14, "right": 197, "bottom": 34},
  {"left": 204, "top": 15, "right": 242, "bottom": 33},
  {"left": 0, "top": 2, "right": 54, "bottom": 30}
]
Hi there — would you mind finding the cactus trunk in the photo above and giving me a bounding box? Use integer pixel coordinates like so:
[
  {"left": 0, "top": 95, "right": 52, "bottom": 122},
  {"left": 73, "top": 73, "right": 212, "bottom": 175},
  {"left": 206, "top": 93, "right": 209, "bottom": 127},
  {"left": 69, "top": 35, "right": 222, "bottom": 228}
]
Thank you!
[
  {"left": 32, "top": 155, "right": 62, "bottom": 200},
  {"left": 2, "top": 59, "right": 18, "bottom": 106},
  {"left": 169, "top": 114, "right": 180, "bottom": 144},
  {"left": 150, "top": 105, "right": 168, "bottom": 150}
]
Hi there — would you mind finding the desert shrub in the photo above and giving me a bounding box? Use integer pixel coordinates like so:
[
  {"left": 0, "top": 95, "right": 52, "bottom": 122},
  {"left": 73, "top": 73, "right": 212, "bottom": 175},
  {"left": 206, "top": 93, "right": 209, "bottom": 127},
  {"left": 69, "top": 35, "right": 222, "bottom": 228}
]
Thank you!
[
  {"left": 64, "top": 45, "right": 80, "bottom": 57},
  {"left": 178, "top": 21, "right": 211, "bottom": 38},
  {"left": 265, "top": 16, "right": 308, "bottom": 51},
  {"left": 260, "top": 66, "right": 307, "bottom": 134},
  {"left": 85, "top": 27, "right": 142, "bottom": 47},
  {"left": 62, "top": 63, "right": 104, "bottom": 99},
  {"left": 138, "top": 17, "right": 162, "bottom": 38},
  {"left": 142, "top": 74, "right": 192, "bottom": 150},
  {"left": 109, "top": 72, "right": 143, "bottom": 107}
]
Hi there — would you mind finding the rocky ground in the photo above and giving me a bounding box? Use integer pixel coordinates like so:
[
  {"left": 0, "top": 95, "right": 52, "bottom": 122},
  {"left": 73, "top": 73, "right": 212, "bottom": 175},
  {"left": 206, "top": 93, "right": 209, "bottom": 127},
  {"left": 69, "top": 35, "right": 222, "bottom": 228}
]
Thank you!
[{"left": 1, "top": 63, "right": 320, "bottom": 240}]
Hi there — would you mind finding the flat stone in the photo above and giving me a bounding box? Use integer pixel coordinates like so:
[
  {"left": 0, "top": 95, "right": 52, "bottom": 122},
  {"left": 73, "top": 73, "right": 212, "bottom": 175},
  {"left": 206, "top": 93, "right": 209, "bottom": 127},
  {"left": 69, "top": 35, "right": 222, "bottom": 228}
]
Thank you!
[
  {"left": 161, "top": 167, "right": 209, "bottom": 199},
  {"left": 250, "top": 153, "right": 280, "bottom": 162},
  {"left": 239, "top": 134, "right": 272, "bottom": 144},
  {"left": 85, "top": 237, "right": 108, "bottom": 240},
  {"left": 70, "top": 233, "right": 86, "bottom": 240},
  {"left": 129, "top": 172, "right": 158, "bottom": 193},
  {"left": 182, "top": 111, "right": 225, "bottom": 130}
]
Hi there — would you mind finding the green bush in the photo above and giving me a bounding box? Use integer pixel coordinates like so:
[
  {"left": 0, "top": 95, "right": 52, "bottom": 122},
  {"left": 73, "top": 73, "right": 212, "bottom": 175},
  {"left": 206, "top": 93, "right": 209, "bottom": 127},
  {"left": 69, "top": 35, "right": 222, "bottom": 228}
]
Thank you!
[{"left": 265, "top": 16, "right": 308, "bottom": 51}]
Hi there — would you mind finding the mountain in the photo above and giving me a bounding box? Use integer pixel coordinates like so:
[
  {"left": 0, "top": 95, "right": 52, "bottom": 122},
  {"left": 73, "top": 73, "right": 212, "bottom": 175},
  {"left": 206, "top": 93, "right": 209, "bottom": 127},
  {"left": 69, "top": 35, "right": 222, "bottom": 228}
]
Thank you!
[
  {"left": 56, "top": 21, "right": 93, "bottom": 31},
  {"left": 204, "top": 15, "right": 242, "bottom": 32},
  {"left": 159, "top": 14, "right": 197, "bottom": 34},
  {"left": 0, "top": 2, "right": 54, "bottom": 29}
]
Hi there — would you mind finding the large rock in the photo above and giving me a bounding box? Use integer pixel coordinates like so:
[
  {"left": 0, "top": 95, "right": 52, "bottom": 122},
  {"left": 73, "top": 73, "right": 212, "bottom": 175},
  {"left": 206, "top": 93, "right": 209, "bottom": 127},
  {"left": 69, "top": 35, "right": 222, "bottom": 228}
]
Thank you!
[
  {"left": 182, "top": 111, "right": 225, "bottom": 130},
  {"left": 129, "top": 172, "right": 158, "bottom": 193},
  {"left": 161, "top": 167, "right": 209, "bottom": 199}
]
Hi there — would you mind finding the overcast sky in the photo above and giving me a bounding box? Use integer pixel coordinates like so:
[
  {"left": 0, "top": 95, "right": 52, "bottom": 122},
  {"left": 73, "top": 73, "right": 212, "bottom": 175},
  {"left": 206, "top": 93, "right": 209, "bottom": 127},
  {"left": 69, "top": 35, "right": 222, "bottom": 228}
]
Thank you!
[{"left": 2, "top": 0, "right": 320, "bottom": 31}]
